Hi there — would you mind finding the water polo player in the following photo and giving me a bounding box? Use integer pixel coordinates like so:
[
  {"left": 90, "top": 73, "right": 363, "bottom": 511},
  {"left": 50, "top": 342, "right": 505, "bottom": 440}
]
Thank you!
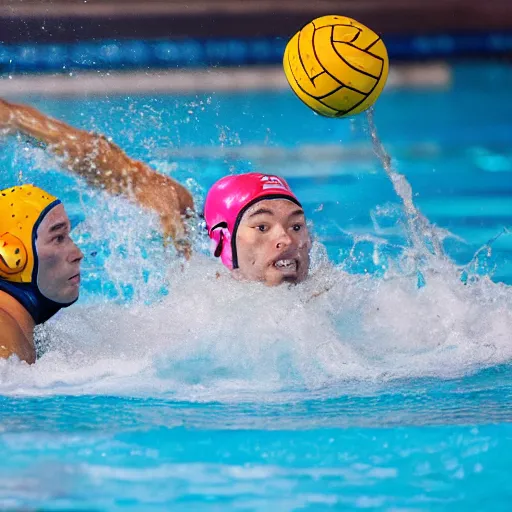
[
  {"left": 205, "top": 173, "right": 311, "bottom": 286},
  {"left": 0, "top": 185, "right": 83, "bottom": 362}
]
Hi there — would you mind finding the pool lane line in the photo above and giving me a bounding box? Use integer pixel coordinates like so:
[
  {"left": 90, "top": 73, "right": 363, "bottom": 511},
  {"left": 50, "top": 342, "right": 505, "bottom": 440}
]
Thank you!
[{"left": 0, "top": 63, "right": 451, "bottom": 97}]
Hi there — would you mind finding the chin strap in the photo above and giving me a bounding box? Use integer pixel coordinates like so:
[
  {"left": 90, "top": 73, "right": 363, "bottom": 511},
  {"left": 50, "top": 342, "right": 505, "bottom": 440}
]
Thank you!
[{"left": 0, "top": 279, "right": 76, "bottom": 325}]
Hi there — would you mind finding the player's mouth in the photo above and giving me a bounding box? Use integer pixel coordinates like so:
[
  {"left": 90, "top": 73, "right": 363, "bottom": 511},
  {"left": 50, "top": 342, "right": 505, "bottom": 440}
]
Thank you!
[
  {"left": 273, "top": 258, "right": 298, "bottom": 276},
  {"left": 68, "top": 273, "right": 81, "bottom": 285}
]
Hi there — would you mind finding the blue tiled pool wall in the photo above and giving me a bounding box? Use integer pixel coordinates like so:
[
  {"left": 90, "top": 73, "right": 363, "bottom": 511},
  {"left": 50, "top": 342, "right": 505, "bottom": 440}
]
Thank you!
[{"left": 0, "top": 32, "right": 511, "bottom": 74}]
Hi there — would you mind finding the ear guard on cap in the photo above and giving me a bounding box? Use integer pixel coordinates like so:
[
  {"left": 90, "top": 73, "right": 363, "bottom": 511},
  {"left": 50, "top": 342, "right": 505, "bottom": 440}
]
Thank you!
[{"left": 0, "top": 233, "right": 28, "bottom": 276}]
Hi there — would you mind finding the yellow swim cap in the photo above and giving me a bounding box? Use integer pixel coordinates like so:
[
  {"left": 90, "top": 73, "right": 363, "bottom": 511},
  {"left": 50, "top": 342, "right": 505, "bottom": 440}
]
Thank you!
[{"left": 0, "top": 185, "right": 59, "bottom": 283}]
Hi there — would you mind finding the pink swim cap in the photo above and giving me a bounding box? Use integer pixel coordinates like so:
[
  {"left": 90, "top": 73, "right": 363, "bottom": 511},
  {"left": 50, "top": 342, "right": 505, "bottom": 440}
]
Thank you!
[{"left": 204, "top": 173, "right": 302, "bottom": 269}]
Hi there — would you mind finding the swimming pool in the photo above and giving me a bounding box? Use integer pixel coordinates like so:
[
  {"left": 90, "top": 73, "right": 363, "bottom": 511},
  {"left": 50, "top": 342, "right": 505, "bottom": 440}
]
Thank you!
[{"left": 0, "top": 61, "right": 511, "bottom": 510}]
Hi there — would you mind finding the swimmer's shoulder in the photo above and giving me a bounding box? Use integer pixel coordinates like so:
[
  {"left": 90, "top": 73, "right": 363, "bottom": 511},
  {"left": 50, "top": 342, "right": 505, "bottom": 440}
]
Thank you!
[{"left": 0, "top": 304, "right": 36, "bottom": 364}]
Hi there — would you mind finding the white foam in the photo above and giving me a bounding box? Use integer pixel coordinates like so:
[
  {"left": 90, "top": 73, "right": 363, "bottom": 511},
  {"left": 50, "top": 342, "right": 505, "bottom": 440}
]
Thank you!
[{"left": 0, "top": 245, "right": 511, "bottom": 400}]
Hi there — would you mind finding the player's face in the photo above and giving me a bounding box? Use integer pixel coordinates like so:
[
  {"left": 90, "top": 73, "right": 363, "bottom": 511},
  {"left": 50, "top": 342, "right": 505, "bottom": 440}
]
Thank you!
[
  {"left": 36, "top": 204, "right": 83, "bottom": 303},
  {"left": 234, "top": 199, "right": 311, "bottom": 286}
]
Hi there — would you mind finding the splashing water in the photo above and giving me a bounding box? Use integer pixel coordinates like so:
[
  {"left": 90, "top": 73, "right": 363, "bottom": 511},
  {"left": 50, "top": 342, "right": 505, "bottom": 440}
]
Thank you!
[
  {"left": 0, "top": 103, "right": 511, "bottom": 402},
  {"left": 366, "top": 109, "right": 451, "bottom": 281}
]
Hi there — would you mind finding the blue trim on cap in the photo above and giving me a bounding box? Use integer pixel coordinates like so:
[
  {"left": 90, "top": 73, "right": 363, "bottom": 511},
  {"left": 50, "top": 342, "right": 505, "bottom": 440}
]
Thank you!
[{"left": 31, "top": 198, "right": 61, "bottom": 283}]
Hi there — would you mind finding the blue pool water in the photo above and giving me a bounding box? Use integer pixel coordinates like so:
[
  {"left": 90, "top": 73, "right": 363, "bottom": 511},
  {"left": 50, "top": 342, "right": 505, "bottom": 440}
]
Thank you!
[{"left": 0, "top": 62, "right": 512, "bottom": 510}]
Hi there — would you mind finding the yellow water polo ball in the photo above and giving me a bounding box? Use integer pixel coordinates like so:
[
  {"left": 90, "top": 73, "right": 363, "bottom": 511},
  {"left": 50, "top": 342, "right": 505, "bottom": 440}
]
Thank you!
[{"left": 283, "top": 15, "right": 389, "bottom": 118}]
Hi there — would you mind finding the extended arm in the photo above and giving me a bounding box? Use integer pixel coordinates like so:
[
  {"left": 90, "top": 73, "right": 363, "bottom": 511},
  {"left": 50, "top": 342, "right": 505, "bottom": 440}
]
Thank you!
[{"left": 0, "top": 99, "right": 194, "bottom": 256}]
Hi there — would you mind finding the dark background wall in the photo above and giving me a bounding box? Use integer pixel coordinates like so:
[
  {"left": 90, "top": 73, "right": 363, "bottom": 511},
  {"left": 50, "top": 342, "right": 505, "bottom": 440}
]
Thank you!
[{"left": 1, "top": 0, "right": 511, "bottom": 43}]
